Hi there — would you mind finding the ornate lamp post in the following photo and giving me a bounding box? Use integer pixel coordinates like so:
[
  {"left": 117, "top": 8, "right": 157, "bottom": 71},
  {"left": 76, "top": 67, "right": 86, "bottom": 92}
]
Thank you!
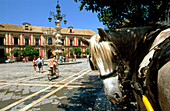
[{"left": 48, "top": 0, "right": 67, "bottom": 55}]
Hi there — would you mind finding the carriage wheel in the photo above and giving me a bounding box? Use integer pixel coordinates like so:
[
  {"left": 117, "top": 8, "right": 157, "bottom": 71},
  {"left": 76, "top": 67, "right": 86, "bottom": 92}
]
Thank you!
[{"left": 47, "top": 73, "right": 52, "bottom": 81}]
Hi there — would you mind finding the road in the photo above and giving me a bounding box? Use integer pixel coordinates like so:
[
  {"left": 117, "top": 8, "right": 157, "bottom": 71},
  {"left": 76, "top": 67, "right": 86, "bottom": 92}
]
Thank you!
[{"left": 0, "top": 58, "right": 115, "bottom": 111}]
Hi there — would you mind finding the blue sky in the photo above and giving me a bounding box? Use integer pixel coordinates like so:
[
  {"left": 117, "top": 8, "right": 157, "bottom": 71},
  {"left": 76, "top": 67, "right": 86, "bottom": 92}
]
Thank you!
[{"left": 0, "top": 0, "right": 105, "bottom": 33}]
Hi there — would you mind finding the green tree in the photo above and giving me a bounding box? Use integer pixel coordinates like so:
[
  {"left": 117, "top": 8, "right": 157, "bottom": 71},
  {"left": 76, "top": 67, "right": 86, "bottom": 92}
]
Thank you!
[
  {"left": 11, "top": 49, "right": 22, "bottom": 57},
  {"left": 63, "top": 49, "right": 69, "bottom": 55},
  {"left": 83, "top": 49, "right": 89, "bottom": 54},
  {"left": 20, "top": 49, "right": 26, "bottom": 57},
  {"left": 32, "top": 49, "right": 39, "bottom": 55},
  {"left": 4, "top": 53, "right": 10, "bottom": 57},
  {"left": 74, "top": 0, "right": 170, "bottom": 30},
  {"left": 70, "top": 47, "right": 82, "bottom": 57},
  {"left": 11, "top": 46, "right": 38, "bottom": 57},
  {"left": 24, "top": 46, "right": 39, "bottom": 56}
]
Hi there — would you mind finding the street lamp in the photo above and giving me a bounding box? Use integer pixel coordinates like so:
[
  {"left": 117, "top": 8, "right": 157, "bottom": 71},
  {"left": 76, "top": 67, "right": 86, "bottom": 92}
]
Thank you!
[
  {"left": 48, "top": 0, "right": 67, "bottom": 55},
  {"left": 48, "top": 0, "right": 67, "bottom": 24}
]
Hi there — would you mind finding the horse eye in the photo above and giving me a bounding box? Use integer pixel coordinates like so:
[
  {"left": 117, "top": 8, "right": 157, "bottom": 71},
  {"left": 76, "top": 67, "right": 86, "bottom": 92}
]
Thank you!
[{"left": 116, "top": 93, "right": 120, "bottom": 98}]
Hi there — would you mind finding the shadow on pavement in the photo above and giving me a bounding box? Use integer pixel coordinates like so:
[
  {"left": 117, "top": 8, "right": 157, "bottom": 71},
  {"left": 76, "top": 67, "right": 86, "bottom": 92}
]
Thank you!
[{"left": 57, "top": 75, "right": 116, "bottom": 111}]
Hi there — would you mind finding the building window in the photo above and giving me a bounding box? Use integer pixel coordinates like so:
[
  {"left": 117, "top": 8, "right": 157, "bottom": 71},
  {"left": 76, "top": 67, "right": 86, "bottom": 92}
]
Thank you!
[
  {"left": 61, "top": 39, "right": 64, "bottom": 45},
  {"left": 70, "top": 29, "right": 72, "bottom": 33},
  {"left": 78, "top": 39, "right": 81, "bottom": 46},
  {"left": 70, "top": 39, "right": 73, "bottom": 46},
  {"left": 25, "top": 38, "right": 29, "bottom": 45},
  {"left": 25, "top": 26, "right": 29, "bottom": 30},
  {"left": 48, "top": 37, "right": 52, "bottom": 45},
  {"left": 14, "top": 37, "right": 18, "bottom": 45},
  {"left": 0, "top": 37, "right": 4, "bottom": 45},
  {"left": 35, "top": 38, "right": 39, "bottom": 45}
]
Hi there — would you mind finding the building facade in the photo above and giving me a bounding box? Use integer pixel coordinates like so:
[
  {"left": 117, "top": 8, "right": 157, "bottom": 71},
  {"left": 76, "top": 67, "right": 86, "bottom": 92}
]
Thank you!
[{"left": 0, "top": 23, "right": 96, "bottom": 62}]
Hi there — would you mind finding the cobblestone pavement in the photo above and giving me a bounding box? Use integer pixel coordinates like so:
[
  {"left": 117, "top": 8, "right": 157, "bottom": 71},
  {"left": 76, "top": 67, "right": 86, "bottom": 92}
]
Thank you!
[{"left": 0, "top": 58, "right": 116, "bottom": 111}]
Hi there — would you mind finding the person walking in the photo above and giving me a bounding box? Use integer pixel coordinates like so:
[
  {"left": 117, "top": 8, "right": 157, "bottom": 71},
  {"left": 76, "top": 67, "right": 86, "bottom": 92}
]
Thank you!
[
  {"left": 87, "top": 54, "right": 89, "bottom": 63},
  {"left": 74, "top": 54, "right": 77, "bottom": 62},
  {"left": 59, "top": 55, "right": 62, "bottom": 63},
  {"left": 36, "top": 55, "right": 44, "bottom": 73},
  {"left": 32, "top": 56, "right": 37, "bottom": 72},
  {"left": 63, "top": 56, "right": 66, "bottom": 62}
]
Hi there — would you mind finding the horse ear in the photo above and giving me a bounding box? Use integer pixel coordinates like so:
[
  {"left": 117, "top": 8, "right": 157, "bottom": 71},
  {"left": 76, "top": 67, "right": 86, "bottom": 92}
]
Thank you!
[
  {"left": 97, "top": 28, "right": 107, "bottom": 41},
  {"left": 79, "top": 37, "right": 90, "bottom": 46}
]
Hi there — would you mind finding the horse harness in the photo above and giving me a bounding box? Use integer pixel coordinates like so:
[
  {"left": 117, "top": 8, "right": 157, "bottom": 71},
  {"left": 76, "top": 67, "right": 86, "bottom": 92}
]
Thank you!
[{"left": 138, "top": 36, "right": 170, "bottom": 110}]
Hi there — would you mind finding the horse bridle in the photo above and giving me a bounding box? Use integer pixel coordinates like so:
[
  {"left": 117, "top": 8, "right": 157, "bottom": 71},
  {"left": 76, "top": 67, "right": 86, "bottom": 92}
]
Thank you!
[
  {"left": 89, "top": 55, "right": 96, "bottom": 70},
  {"left": 100, "top": 70, "right": 118, "bottom": 79},
  {"left": 89, "top": 53, "right": 125, "bottom": 80}
]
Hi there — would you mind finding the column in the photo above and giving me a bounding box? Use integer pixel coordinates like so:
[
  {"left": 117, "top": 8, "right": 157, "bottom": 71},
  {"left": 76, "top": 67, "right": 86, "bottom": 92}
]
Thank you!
[
  {"left": 66, "top": 37, "right": 68, "bottom": 46},
  {"left": 76, "top": 37, "right": 77, "bottom": 46},
  {"left": 22, "top": 34, "right": 24, "bottom": 45},
  {"left": 5, "top": 33, "right": 7, "bottom": 45},
  {"left": 11, "top": 34, "right": 13, "bottom": 45},
  {"left": 8, "top": 34, "right": 9, "bottom": 45},
  {"left": 19, "top": 34, "right": 21, "bottom": 45},
  {"left": 64, "top": 37, "right": 66, "bottom": 46},
  {"left": 40, "top": 35, "right": 41, "bottom": 46},
  {"left": 33, "top": 35, "right": 34, "bottom": 46},
  {"left": 11, "top": 48, "right": 13, "bottom": 59},
  {"left": 67, "top": 37, "right": 70, "bottom": 46},
  {"left": 30, "top": 35, "right": 32, "bottom": 45},
  {"left": 73, "top": 37, "right": 75, "bottom": 46},
  {"left": 81, "top": 48, "right": 83, "bottom": 56},
  {"left": 40, "top": 48, "right": 43, "bottom": 57},
  {"left": 8, "top": 33, "right": 11, "bottom": 45}
]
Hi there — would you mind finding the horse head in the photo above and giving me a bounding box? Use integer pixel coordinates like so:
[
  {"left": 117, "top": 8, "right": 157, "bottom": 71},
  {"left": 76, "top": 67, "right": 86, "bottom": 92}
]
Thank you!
[{"left": 80, "top": 28, "right": 123, "bottom": 103}]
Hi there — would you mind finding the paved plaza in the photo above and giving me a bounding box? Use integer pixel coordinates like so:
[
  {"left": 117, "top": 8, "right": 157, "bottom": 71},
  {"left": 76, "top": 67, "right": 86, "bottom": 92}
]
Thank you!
[{"left": 0, "top": 58, "right": 115, "bottom": 111}]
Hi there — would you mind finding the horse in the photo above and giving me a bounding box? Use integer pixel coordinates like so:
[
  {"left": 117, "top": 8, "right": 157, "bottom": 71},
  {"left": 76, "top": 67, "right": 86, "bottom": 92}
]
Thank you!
[{"left": 80, "top": 26, "right": 170, "bottom": 110}]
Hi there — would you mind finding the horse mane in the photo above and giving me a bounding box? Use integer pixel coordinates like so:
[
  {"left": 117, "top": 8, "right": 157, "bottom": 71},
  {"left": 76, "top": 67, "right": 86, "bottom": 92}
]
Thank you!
[
  {"left": 90, "top": 34, "right": 118, "bottom": 71},
  {"left": 106, "top": 27, "right": 152, "bottom": 64}
]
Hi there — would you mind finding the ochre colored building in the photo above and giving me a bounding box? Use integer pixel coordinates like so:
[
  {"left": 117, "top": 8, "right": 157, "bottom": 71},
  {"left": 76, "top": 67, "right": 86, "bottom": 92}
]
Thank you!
[{"left": 0, "top": 23, "right": 95, "bottom": 61}]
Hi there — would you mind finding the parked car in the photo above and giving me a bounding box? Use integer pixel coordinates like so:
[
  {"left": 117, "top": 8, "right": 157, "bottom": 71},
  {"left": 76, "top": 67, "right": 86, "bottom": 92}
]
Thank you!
[{"left": 5, "top": 59, "right": 14, "bottom": 63}]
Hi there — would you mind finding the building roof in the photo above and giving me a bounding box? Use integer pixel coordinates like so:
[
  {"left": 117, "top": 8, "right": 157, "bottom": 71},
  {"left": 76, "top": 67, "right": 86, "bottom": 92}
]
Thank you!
[{"left": 0, "top": 23, "right": 96, "bottom": 36}]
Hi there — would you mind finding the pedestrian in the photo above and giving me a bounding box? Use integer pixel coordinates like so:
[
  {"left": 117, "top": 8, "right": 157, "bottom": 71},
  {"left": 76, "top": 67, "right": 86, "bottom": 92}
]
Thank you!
[
  {"left": 36, "top": 55, "right": 44, "bottom": 73},
  {"left": 87, "top": 54, "right": 89, "bottom": 63},
  {"left": 59, "top": 55, "right": 62, "bottom": 63},
  {"left": 63, "top": 56, "right": 66, "bottom": 62},
  {"left": 74, "top": 54, "right": 77, "bottom": 61},
  {"left": 22, "top": 58, "right": 25, "bottom": 63},
  {"left": 32, "top": 56, "right": 37, "bottom": 72},
  {"left": 48, "top": 55, "right": 59, "bottom": 74}
]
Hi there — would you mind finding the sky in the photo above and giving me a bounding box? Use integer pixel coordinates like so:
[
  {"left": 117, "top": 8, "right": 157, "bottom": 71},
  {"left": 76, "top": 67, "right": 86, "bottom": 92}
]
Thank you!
[{"left": 0, "top": 0, "right": 105, "bottom": 33}]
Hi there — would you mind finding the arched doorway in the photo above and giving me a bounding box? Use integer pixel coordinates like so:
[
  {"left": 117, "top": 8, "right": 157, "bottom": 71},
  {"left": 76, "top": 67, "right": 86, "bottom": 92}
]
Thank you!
[
  {"left": 0, "top": 48, "right": 5, "bottom": 63},
  {"left": 47, "top": 49, "right": 53, "bottom": 59}
]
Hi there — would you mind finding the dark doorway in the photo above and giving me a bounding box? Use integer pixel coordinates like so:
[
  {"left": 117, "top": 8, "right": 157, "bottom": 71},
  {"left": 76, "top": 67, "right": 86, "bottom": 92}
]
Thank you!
[
  {"left": 33, "top": 49, "right": 39, "bottom": 57},
  {"left": 0, "top": 49, "right": 5, "bottom": 63},
  {"left": 14, "top": 37, "right": 18, "bottom": 45},
  {"left": 0, "top": 37, "right": 4, "bottom": 45},
  {"left": 48, "top": 49, "right": 53, "bottom": 59},
  {"left": 0, "top": 49, "right": 4, "bottom": 58}
]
